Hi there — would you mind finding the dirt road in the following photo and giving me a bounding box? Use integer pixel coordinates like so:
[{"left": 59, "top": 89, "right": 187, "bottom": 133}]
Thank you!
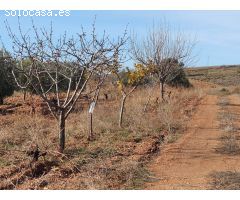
[{"left": 145, "top": 94, "right": 240, "bottom": 189}]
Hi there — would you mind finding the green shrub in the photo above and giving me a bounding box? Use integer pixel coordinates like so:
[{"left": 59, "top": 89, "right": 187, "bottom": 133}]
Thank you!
[
  {"left": 167, "top": 68, "right": 192, "bottom": 88},
  {"left": 0, "top": 49, "right": 15, "bottom": 104}
]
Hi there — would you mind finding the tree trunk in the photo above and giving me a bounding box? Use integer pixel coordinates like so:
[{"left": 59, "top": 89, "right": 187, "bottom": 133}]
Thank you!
[
  {"left": 119, "top": 94, "right": 127, "bottom": 128},
  {"left": 23, "top": 90, "right": 27, "bottom": 101},
  {"left": 59, "top": 109, "right": 66, "bottom": 153},
  {"left": 88, "top": 112, "right": 93, "bottom": 141},
  {"left": 0, "top": 97, "right": 3, "bottom": 105},
  {"left": 88, "top": 87, "right": 100, "bottom": 141},
  {"left": 160, "top": 81, "right": 165, "bottom": 101}
]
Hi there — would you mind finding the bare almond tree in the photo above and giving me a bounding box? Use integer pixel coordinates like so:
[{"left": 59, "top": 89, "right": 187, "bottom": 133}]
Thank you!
[
  {"left": 87, "top": 70, "right": 107, "bottom": 141},
  {"left": 131, "top": 22, "right": 196, "bottom": 101},
  {"left": 6, "top": 21, "right": 126, "bottom": 152}
]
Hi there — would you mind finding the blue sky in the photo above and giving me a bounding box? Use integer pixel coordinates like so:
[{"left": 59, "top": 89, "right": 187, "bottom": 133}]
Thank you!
[{"left": 0, "top": 10, "right": 240, "bottom": 67}]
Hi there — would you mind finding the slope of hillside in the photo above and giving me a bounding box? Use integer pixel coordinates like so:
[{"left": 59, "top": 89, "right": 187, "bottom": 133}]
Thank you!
[{"left": 186, "top": 65, "right": 240, "bottom": 86}]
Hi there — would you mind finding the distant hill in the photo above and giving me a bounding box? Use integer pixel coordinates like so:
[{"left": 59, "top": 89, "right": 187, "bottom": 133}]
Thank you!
[{"left": 186, "top": 65, "right": 240, "bottom": 86}]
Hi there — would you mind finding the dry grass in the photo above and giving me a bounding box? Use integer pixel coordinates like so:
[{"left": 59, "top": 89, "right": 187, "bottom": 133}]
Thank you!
[
  {"left": 0, "top": 83, "right": 203, "bottom": 189},
  {"left": 210, "top": 171, "right": 240, "bottom": 190},
  {"left": 208, "top": 86, "right": 240, "bottom": 97},
  {"left": 216, "top": 97, "right": 240, "bottom": 155},
  {"left": 208, "top": 94, "right": 240, "bottom": 190}
]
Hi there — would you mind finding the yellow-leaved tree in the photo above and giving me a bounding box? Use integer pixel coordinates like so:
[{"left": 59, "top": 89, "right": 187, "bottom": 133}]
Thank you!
[{"left": 113, "top": 63, "right": 150, "bottom": 128}]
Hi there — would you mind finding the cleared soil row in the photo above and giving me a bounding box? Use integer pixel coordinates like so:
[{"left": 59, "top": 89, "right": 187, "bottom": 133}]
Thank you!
[{"left": 145, "top": 93, "right": 240, "bottom": 189}]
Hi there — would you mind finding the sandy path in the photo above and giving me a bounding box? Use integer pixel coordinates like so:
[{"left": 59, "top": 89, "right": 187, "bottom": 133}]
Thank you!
[{"left": 145, "top": 94, "right": 240, "bottom": 189}]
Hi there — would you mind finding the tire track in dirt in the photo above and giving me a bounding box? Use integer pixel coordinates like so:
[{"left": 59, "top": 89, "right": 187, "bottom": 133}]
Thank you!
[{"left": 145, "top": 94, "right": 240, "bottom": 189}]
